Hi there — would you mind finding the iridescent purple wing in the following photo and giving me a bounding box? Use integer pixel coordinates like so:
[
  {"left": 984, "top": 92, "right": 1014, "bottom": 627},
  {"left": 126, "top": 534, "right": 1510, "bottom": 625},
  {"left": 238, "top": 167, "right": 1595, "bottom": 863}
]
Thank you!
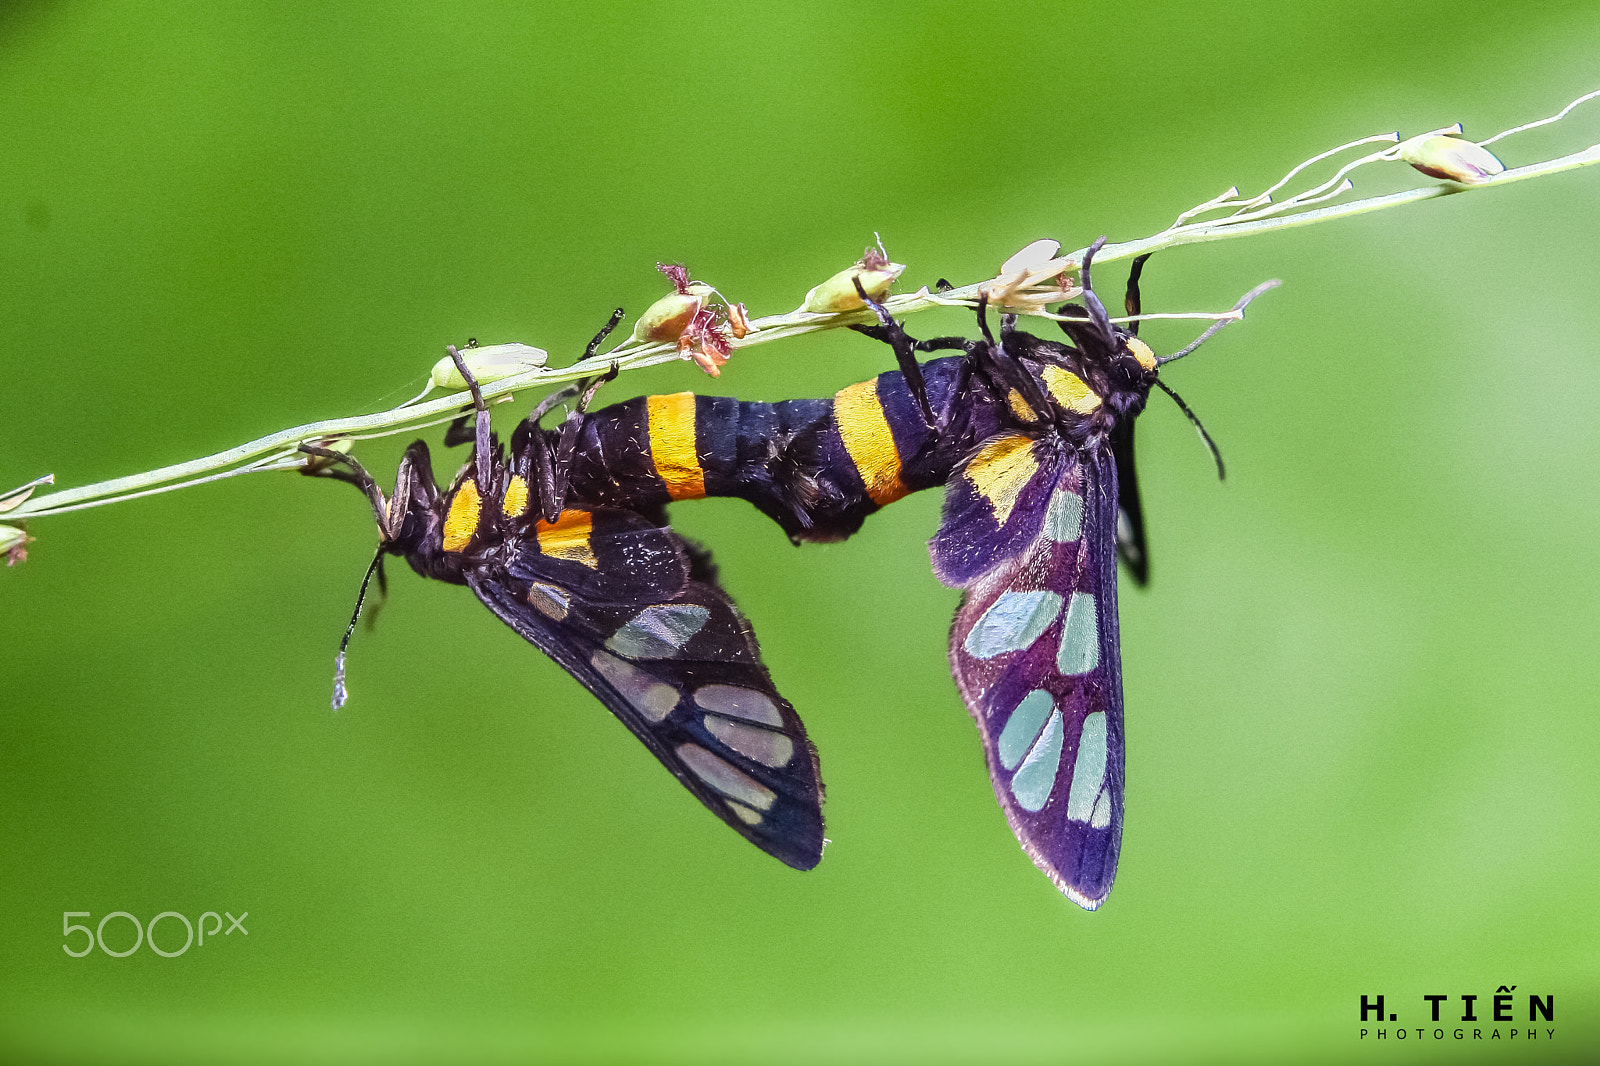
[
  {"left": 467, "top": 507, "right": 825, "bottom": 870},
  {"left": 932, "top": 434, "right": 1124, "bottom": 908}
]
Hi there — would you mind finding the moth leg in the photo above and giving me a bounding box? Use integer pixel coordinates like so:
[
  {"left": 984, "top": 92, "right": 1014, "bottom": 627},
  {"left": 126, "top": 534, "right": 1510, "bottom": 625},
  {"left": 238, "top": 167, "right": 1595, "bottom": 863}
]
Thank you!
[
  {"left": 521, "top": 383, "right": 584, "bottom": 520},
  {"left": 1076, "top": 235, "right": 1118, "bottom": 347},
  {"left": 299, "top": 443, "right": 387, "bottom": 512},
  {"left": 997, "top": 311, "right": 1054, "bottom": 421},
  {"left": 444, "top": 345, "right": 495, "bottom": 501},
  {"left": 900, "top": 334, "right": 983, "bottom": 435},
  {"left": 1124, "top": 252, "right": 1152, "bottom": 331},
  {"left": 442, "top": 415, "right": 476, "bottom": 448},
  {"left": 916, "top": 335, "right": 985, "bottom": 436},
  {"left": 584, "top": 307, "right": 626, "bottom": 359},
  {"left": 975, "top": 295, "right": 1050, "bottom": 428},
  {"left": 542, "top": 363, "right": 620, "bottom": 523},
  {"left": 849, "top": 278, "right": 935, "bottom": 427},
  {"left": 298, "top": 444, "right": 417, "bottom": 542},
  {"left": 525, "top": 307, "right": 625, "bottom": 521}
]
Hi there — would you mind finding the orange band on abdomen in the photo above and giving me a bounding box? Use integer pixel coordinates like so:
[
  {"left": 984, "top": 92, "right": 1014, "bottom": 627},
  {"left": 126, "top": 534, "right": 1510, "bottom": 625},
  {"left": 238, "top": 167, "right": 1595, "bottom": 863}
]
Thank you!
[{"left": 646, "top": 392, "right": 706, "bottom": 500}]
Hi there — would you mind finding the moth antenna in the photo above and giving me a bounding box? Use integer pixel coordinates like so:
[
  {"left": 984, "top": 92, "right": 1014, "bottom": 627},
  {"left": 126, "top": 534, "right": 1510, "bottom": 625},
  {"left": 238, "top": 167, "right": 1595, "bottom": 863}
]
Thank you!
[
  {"left": 1155, "top": 378, "right": 1225, "bottom": 480},
  {"left": 1157, "top": 279, "right": 1282, "bottom": 366},
  {"left": 332, "top": 548, "right": 385, "bottom": 710},
  {"left": 365, "top": 555, "right": 389, "bottom": 631}
]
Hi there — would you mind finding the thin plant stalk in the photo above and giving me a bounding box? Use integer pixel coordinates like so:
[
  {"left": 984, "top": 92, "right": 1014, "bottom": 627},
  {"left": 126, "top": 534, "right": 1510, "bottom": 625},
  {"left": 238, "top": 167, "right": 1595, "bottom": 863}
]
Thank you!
[{"left": 6, "top": 88, "right": 1599, "bottom": 526}]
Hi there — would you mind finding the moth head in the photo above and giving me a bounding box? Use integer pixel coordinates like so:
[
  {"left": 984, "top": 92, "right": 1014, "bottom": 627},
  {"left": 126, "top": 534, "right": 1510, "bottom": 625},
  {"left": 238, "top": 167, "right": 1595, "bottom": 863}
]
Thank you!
[{"left": 1036, "top": 238, "right": 1159, "bottom": 400}]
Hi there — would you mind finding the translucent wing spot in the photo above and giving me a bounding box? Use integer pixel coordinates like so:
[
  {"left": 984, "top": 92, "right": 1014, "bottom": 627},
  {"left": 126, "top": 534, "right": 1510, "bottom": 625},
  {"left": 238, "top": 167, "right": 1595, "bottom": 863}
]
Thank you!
[
  {"left": 1056, "top": 592, "right": 1099, "bottom": 675},
  {"left": 964, "top": 590, "right": 1063, "bottom": 660},
  {"left": 1088, "top": 788, "right": 1113, "bottom": 829},
  {"left": 726, "top": 799, "right": 764, "bottom": 826},
  {"left": 1066, "top": 711, "right": 1109, "bottom": 823},
  {"left": 677, "top": 743, "right": 777, "bottom": 811},
  {"left": 607, "top": 604, "right": 711, "bottom": 660},
  {"left": 589, "top": 650, "right": 680, "bottom": 723},
  {"left": 1044, "top": 488, "right": 1084, "bottom": 542},
  {"left": 1010, "top": 710, "right": 1065, "bottom": 813},
  {"left": 704, "top": 713, "right": 795, "bottom": 768},
  {"left": 693, "top": 684, "right": 783, "bottom": 726},
  {"left": 526, "top": 582, "right": 571, "bottom": 621},
  {"left": 997, "top": 690, "right": 1054, "bottom": 771}
]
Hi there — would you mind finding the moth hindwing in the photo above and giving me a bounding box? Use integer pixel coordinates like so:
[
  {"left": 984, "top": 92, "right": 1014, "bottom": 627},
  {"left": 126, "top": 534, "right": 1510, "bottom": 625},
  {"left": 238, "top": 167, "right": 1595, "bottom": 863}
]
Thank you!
[{"left": 467, "top": 505, "right": 826, "bottom": 869}]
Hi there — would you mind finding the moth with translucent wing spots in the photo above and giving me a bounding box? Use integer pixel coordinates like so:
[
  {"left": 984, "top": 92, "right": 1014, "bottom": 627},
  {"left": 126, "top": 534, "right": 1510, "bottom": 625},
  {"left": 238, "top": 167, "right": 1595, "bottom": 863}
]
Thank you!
[
  {"left": 304, "top": 321, "right": 829, "bottom": 871},
  {"left": 833, "top": 241, "right": 1270, "bottom": 907},
  {"left": 308, "top": 239, "right": 1269, "bottom": 905}
]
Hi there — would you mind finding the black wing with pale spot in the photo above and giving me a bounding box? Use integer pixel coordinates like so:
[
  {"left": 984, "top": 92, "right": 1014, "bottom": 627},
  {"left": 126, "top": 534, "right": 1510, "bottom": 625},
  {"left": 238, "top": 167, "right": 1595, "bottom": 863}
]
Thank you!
[
  {"left": 467, "top": 507, "right": 825, "bottom": 870},
  {"left": 934, "top": 439, "right": 1126, "bottom": 909}
]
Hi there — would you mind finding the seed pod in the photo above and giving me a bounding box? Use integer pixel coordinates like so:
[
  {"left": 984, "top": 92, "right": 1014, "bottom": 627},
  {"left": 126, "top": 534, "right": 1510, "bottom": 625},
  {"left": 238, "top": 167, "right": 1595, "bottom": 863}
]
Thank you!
[
  {"left": 632, "top": 284, "right": 714, "bottom": 343},
  {"left": 1, "top": 523, "right": 29, "bottom": 565},
  {"left": 1398, "top": 133, "right": 1505, "bottom": 185},
  {"left": 631, "top": 262, "right": 721, "bottom": 344},
  {"left": 430, "top": 343, "right": 549, "bottom": 389},
  {"left": 801, "top": 245, "right": 907, "bottom": 314}
]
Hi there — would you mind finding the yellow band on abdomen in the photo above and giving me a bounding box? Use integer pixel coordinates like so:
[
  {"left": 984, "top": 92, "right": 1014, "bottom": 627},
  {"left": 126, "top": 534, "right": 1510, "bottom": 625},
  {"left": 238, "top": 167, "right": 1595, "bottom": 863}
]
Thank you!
[
  {"left": 646, "top": 392, "right": 706, "bottom": 500},
  {"left": 833, "top": 378, "right": 909, "bottom": 507}
]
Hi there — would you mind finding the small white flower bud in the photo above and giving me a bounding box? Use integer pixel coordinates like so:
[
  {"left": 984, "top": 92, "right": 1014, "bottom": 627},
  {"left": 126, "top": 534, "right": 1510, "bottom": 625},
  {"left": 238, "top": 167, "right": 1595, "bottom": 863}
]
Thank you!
[
  {"left": 1398, "top": 134, "right": 1505, "bottom": 185},
  {"left": 984, "top": 238, "right": 1080, "bottom": 306}
]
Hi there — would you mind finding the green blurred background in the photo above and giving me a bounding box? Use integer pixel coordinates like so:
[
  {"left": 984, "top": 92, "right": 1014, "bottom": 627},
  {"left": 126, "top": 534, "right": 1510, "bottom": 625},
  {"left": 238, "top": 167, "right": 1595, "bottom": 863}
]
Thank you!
[{"left": 2, "top": 2, "right": 1597, "bottom": 1062}]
